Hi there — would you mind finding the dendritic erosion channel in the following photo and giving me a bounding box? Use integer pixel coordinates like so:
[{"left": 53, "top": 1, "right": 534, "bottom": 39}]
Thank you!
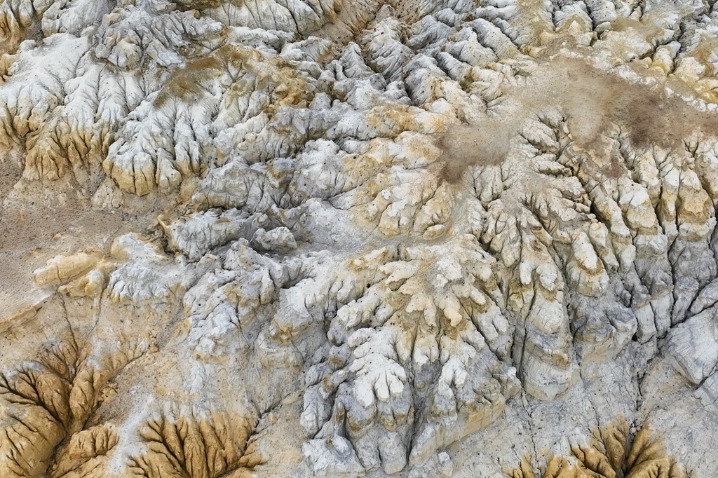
[{"left": 0, "top": 0, "right": 717, "bottom": 477}]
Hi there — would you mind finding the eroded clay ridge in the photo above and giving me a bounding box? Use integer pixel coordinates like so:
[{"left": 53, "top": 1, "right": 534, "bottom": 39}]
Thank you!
[
  {"left": 1, "top": 0, "right": 718, "bottom": 477},
  {"left": 438, "top": 56, "right": 718, "bottom": 182}
]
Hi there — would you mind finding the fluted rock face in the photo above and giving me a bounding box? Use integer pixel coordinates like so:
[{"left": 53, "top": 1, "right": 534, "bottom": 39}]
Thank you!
[{"left": 1, "top": 0, "right": 718, "bottom": 477}]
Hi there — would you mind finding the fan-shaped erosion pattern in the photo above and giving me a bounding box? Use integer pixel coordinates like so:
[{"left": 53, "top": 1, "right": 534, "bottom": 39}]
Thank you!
[{"left": 1, "top": 0, "right": 718, "bottom": 476}]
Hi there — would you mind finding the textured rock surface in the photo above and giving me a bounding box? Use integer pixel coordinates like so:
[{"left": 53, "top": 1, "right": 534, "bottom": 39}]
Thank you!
[{"left": 1, "top": 0, "right": 718, "bottom": 476}]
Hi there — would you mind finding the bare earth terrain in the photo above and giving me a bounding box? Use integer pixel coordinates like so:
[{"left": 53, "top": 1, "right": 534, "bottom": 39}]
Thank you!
[{"left": 1, "top": 1, "right": 718, "bottom": 477}]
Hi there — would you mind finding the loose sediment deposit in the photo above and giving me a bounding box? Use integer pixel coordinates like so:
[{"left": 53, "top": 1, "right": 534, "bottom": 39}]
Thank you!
[{"left": 1, "top": 0, "right": 718, "bottom": 476}]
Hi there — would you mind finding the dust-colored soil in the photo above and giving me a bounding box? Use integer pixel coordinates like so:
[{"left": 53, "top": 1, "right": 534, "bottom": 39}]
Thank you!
[{"left": 0, "top": 155, "right": 172, "bottom": 323}]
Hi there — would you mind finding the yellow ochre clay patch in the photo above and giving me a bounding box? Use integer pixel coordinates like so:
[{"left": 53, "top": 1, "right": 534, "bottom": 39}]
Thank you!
[{"left": 507, "top": 416, "right": 691, "bottom": 478}]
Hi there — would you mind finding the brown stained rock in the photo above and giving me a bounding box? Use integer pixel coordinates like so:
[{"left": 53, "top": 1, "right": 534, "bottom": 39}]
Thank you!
[{"left": 508, "top": 417, "right": 690, "bottom": 478}]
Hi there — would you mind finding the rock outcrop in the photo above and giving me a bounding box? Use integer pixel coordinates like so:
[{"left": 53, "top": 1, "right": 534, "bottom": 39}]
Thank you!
[{"left": 1, "top": 0, "right": 718, "bottom": 476}]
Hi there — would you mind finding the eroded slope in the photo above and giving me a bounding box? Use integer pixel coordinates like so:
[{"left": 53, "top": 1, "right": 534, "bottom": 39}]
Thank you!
[{"left": 1, "top": 0, "right": 718, "bottom": 477}]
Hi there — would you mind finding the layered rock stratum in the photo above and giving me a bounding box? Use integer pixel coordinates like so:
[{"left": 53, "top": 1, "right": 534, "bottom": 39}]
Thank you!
[{"left": 1, "top": 0, "right": 718, "bottom": 476}]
